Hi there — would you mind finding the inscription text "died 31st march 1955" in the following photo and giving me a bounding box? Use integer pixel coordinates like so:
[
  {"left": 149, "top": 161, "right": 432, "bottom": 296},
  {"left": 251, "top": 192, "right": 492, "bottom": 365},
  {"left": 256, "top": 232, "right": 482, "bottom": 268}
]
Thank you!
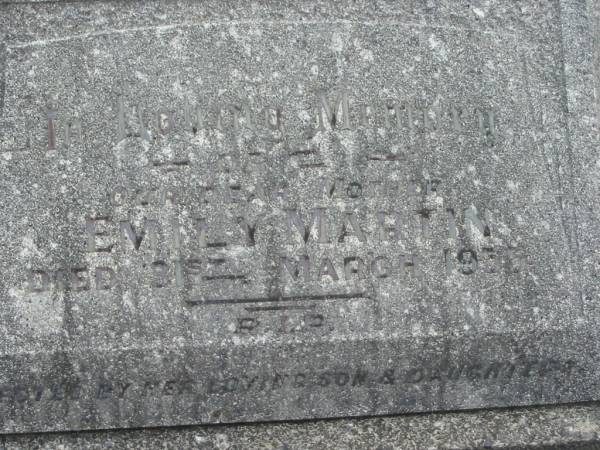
[{"left": 0, "top": 0, "right": 599, "bottom": 434}]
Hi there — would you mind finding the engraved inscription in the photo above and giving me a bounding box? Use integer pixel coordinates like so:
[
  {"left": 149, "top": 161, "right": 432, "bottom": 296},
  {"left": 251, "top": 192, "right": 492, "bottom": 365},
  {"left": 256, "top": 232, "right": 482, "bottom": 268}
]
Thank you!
[{"left": 0, "top": 8, "right": 585, "bottom": 432}]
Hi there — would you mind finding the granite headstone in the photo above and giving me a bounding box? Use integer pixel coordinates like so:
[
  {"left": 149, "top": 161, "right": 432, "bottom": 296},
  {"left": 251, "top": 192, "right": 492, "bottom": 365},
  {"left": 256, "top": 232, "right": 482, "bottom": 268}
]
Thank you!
[{"left": 0, "top": 0, "right": 599, "bottom": 435}]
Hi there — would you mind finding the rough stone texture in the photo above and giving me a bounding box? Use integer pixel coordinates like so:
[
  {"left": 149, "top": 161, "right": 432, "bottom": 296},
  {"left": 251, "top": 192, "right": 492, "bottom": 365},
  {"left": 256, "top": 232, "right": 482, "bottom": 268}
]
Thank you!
[
  {"left": 1, "top": 0, "right": 600, "bottom": 446},
  {"left": 3, "top": 401, "right": 600, "bottom": 449}
]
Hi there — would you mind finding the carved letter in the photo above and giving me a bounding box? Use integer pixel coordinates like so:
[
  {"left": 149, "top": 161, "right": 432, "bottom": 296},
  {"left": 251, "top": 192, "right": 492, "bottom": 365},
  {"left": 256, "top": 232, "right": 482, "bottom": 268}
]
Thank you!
[
  {"left": 318, "top": 257, "right": 339, "bottom": 282},
  {"left": 286, "top": 208, "right": 329, "bottom": 244},
  {"left": 317, "top": 91, "right": 351, "bottom": 130},
  {"left": 95, "top": 267, "right": 117, "bottom": 290},
  {"left": 338, "top": 212, "right": 367, "bottom": 243},
  {"left": 119, "top": 219, "right": 158, "bottom": 251},
  {"left": 86, "top": 216, "right": 115, "bottom": 253},
  {"left": 238, "top": 217, "right": 257, "bottom": 246},
  {"left": 280, "top": 255, "right": 311, "bottom": 282}
]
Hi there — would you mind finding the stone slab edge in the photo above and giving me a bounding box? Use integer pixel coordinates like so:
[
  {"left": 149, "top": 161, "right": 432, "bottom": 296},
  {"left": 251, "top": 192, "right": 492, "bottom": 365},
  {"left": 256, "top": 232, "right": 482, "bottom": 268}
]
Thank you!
[
  {"left": 1, "top": 401, "right": 600, "bottom": 449},
  {"left": 0, "top": 0, "right": 101, "bottom": 3}
]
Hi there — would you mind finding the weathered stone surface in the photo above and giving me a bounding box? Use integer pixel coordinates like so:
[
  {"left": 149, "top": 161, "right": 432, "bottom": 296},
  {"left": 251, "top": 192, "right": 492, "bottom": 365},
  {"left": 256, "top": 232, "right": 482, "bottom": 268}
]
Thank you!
[
  {"left": 0, "top": 0, "right": 598, "bottom": 435},
  {"left": 3, "top": 400, "right": 600, "bottom": 449}
]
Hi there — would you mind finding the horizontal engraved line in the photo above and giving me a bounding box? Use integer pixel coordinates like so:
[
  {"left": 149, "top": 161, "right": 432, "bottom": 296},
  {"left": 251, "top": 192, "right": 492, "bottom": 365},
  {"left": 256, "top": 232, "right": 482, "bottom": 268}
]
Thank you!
[
  {"left": 207, "top": 258, "right": 226, "bottom": 264},
  {"left": 202, "top": 274, "right": 247, "bottom": 281},
  {"left": 244, "top": 304, "right": 317, "bottom": 312},
  {"left": 289, "top": 149, "right": 317, "bottom": 156},
  {"left": 8, "top": 21, "right": 516, "bottom": 50},
  {"left": 187, "top": 292, "right": 369, "bottom": 306},
  {"left": 367, "top": 154, "right": 404, "bottom": 161},
  {"left": 152, "top": 160, "right": 190, "bottom": 166},
  {"left": 299, "top": 163, "right": 326, "bottom": 169},
  {"left": 206, "top": 242, "right": 227, "bottom": 248}
]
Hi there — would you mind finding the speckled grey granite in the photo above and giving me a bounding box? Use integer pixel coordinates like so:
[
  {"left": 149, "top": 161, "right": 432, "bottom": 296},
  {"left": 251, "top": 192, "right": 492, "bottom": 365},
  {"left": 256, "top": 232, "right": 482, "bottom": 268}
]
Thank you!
[
  {"left": 1, "top": 0, "right": 600, "bottom": 447},
  {"left": 3, "top": 402, "right": 600, "bottom": 449}
]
